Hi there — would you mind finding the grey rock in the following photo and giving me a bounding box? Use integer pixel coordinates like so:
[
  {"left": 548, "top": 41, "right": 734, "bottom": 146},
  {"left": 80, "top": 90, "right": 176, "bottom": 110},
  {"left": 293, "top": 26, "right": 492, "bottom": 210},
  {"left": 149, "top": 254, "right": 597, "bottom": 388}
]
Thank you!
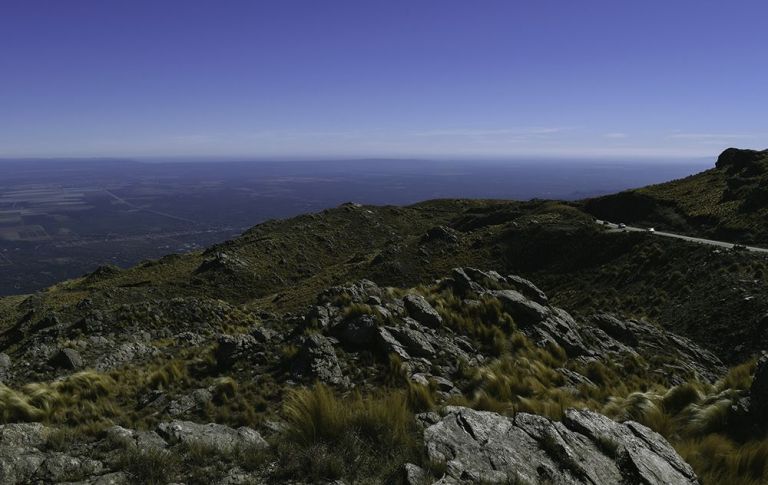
[
  {"left": 446, "top": 268, "right": 485, "bottom": 296},
  {"left": 376, "top": 327, "right": 411, "bottom": 361},
  {"left": 215, "top": 333, "right": 259, "bottom": 368},
  {"left": 586, "top": 314, "right": 725, "bottom": 383},
  {"left": 421, "top": 226, "right": 459, "bottom": 244},
  {"left": 490, "top": 289, "right": 549, "bottom": 325},
  {"left": 422, "top": 406, "right": 698, "bottom": 485},
  {"left": 491, "top": 291, "right": 590, "bottom": 357},
  {"left": 506, "top": 274, "right": 549, "bottom": 305},
  {"left": 319, "top": 279, "right": 382, "bottom": 305},
  {"left": 251, "top": 326, "right": 277, "bottom": 343},
  {"left": 69, "top": 472, "right": 130, "bottom": 484},
  {"left": 195, "top": 251, "right": 249, "bottom": 274},
  {"left": 36, "top": 452, "right": 103, "bottom": 482},
  {"left": 403, "top": 294, "right": 442, "bottom": 328},
  {"left": 291, "top": 333, "right": 349, "bottom": 386},
  {"left": 387, "top": 321, "right": 437, "bottom": 358},
  {"left": 564, "top": 408, "right": 698, "bottom": 484},
  {"left": 94, "top": 341, "right": 159, "bottom": 371},
  {"left": 0, "top": 423, "right": 105, "bottom": 484},
  {"left": 402, "top": 462, "right": 429, "bottom": 485},
  {"left": 105, "top": 425, "right": 167, "bottom": 450},
  {"left": 332, "top": 314, "right": 379, "bottom": 348},
  {"left": 306, "top": 305, "right": 334, "bottom": 329},
  {"left": 49, "top": 348, "right": 84, "bottom": 370},
  {"left": 166, "top": 388, "right": 214, "bottom": 416},
  {"left": 750, "top": 353, "right": 768, "bottom": 421},
  {"left": 156, "top": 421, "right": 268, "bottom": 454},
  {"left": 592, "top": 313, "right": 641, "bottom": 346},
  {"left": 557, "top": 368, "right": 597, "bottom": 389},
  {"left": 173, "top": 331, "right": 206, "bottom": 345}
]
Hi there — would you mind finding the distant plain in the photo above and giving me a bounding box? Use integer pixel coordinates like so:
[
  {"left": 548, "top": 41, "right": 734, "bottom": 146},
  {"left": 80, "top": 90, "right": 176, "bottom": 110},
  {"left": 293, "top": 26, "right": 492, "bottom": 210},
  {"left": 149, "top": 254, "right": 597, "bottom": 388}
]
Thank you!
[{"left": 0, "top": 158, "right": 709, "bottom": 295}]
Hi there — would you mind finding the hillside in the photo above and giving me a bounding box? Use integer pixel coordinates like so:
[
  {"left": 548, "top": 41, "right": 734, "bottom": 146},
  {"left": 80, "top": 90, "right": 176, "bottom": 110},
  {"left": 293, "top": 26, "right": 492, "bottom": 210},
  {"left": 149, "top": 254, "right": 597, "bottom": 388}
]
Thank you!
[
  {"left": 0, "top": 168, "right": 767, "bottom": 482},
  {"left": 583, "top": 148, "right": 768, "bottom": 245}
]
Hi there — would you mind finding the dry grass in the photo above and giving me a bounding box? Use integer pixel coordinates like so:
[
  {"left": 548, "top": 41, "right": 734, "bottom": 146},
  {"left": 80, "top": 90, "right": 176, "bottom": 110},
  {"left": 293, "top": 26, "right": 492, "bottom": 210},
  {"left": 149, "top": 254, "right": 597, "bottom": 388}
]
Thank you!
[
  {"left": 280, "top": 384, "right": 420, "bottom": 482},
  {"left": 0, "top": 371, "right": 118, "bottom": 424}
]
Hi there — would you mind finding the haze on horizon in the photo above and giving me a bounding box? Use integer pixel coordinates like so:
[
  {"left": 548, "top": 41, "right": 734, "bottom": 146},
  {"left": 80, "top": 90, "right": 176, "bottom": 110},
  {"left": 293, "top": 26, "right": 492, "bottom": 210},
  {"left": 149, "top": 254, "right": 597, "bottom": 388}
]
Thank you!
[{"left": 1, "top": 0, "right": 766, "bottom": 160}]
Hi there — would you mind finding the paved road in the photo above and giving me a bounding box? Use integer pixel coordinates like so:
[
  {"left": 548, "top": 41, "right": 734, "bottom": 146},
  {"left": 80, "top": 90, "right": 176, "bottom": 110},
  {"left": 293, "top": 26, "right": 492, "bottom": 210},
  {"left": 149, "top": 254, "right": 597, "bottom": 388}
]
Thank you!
[{"left": 595, "top": 220, "right": 768, "bottom": 254}]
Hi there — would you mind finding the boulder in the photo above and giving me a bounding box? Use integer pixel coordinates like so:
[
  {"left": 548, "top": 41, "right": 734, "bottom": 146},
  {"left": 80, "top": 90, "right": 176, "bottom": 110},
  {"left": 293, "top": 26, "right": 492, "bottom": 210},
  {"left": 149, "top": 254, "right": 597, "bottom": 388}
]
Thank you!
[
  {"left": 490, "top": 289, "right": 549, "bottom": 325},
  {"left": 215, "top": 333, "right": 259, "bottom": 369},
  {"left": 49, "top": 348, "right": 84, "bottom": 370},
  {"left": 319, "top": 279, "right": 382, "bottom": 305},
  {"left": 445, "top": 268, "right": 485, "bottom": 296},
  {"left": 166, "top": 388, "right": 214, "bottom": 416},
  {"left": 93, "top": 341, "right": 159, "bottom": 371},
  {"left": 587, "top": 314, "right": 725, "bottom": 383},
  {"left": 386, "top": 320, "right": 437, "bottom": 358},
  {"left": 195, "top": 251, "right": 249, "bottom": 274},
  {"left": 402, "top": 463, "right": 429, "bottom": 485},
  {"left": 0, "top": 423, "right": 104, "bottom": 484},
  {"left": 376, "top": 327, "right": 411, "bottom": 361},
  {"left": 592, "top": 313, "right": 641, "bottom": 346},
  {"left": 291, "top": 334, "right": 349, "bottom": 386},
  {"left": 156, "top": 421, "right": 268, "bottom": 454},
  {"left": 506, "top": 274, "right": 549, "bottom": 305},
  {"left": 305, "top": 305, "right": 334, "bottom": 329},
  {"left": 403, "top": 294, "right": 442, "bottom": 328},
  {"left": 105, "top": 426, "right": 167, "bottom": 450},
  {"left": 422, "top": 406, "right": 698, "bottom": 484},
  {"left": 331, "top": 314, "right": 379, "bottom": 348},
  {"left": 421, "top": 226, "right": 459, "bottom": 244}
]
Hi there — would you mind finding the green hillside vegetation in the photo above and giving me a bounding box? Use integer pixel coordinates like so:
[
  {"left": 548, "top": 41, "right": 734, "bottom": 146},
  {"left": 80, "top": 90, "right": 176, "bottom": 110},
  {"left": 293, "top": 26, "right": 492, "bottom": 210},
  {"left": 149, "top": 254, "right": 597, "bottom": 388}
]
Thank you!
[{"left": 584, "top": 148, "right": 768, "bottom": 244}]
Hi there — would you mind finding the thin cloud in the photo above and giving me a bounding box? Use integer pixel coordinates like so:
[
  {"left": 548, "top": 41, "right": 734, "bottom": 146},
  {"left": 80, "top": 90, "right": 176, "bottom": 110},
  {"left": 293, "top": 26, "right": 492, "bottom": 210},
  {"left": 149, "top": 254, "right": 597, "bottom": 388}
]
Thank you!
[
  {"left": 603, "top": 133, "right": 628, "bottom": 139},
  {"left": 412, "top": 127, "right": 567, "bottom": 138},
  {"left": 667, "top": 133, "right": 757, "bottom": 140}
]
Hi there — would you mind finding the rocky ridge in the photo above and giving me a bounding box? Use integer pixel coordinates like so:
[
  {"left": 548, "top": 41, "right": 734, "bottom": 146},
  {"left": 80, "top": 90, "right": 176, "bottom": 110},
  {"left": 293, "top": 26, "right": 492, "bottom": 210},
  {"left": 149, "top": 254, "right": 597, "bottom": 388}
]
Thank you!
[{"left": 0, "top": 267, "right": 757, "bottom": 483}]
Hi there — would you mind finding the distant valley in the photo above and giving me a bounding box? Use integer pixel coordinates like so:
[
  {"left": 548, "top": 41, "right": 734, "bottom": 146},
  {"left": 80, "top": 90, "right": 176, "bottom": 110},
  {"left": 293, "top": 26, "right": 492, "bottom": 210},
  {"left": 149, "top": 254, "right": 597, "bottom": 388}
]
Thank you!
[{"left": 0, "top": 157, "right": 706, "bottom": 295}]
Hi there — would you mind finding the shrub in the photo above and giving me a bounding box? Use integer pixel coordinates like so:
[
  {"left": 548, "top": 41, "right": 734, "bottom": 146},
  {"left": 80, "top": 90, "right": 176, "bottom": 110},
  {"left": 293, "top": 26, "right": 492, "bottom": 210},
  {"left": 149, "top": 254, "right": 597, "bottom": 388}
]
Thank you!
[
  {"left": 661, "top": 382, "right": 703, "bottom": 415},
  {"left": 406, "top": 382, "right": 436, "bottom": 412},
  {"left": 280, "top": 384, "right": 419, "bottom": 481},
  {"left": 119, "top": 446, "right": 181, "bottom": 485},
  {"left": 146, "top": 360, "right": 188, "bottom": 390},
  {"left": 677, "top": 435, "right": 768, "bottom": 485}
]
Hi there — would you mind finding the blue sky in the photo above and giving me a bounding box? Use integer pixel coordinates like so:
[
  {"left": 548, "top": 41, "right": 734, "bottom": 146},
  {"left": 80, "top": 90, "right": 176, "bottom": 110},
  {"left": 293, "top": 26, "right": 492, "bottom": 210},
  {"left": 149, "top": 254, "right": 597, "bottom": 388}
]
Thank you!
[{"left": 1, "top": 0, "right": 766, "bottom": 159}]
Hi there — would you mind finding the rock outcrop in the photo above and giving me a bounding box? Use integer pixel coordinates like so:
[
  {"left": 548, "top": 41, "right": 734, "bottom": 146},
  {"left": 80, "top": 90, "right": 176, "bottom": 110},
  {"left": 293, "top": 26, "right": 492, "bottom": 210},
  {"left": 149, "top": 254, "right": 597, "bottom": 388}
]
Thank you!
[
  {"left": 417, "top": 406, "right": 698, "bottom": 484},
  {"left": 156, "top": 420, "right": 268, "bottom": 453},
  {"left": 0, "top": 420, "right": 269, "bottom": 484}
]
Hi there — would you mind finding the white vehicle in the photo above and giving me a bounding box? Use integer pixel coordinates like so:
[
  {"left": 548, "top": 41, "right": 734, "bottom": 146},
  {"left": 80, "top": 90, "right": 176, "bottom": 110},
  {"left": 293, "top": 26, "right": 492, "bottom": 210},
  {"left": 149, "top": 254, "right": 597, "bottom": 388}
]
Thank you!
[
  {"left": 647, "top": 227, "right": 655, "bottom": 233},
  {"left": 618, "top": 223, "right": 626, "bottom": 229}
]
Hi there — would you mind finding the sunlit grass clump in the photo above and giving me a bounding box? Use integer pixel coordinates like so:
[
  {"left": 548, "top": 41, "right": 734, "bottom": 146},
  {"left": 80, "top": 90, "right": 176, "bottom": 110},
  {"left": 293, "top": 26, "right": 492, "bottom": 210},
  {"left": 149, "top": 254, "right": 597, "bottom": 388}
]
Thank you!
[
  {"left": 278, "top": 383, "right": 420, "bottom": 482},
  {"left": 0, "top": 371, "right": 118, "bottom": 424}
]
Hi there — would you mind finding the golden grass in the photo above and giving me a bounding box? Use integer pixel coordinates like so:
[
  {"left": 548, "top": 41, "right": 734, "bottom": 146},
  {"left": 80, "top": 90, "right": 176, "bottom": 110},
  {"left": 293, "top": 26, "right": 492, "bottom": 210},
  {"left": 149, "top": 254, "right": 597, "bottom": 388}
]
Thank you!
[
  {"left": 0, "top": 371, "right": 118, "bottom": 424},
  {"left": 280, "top": 384, "right": 420, "bottom": 482}
]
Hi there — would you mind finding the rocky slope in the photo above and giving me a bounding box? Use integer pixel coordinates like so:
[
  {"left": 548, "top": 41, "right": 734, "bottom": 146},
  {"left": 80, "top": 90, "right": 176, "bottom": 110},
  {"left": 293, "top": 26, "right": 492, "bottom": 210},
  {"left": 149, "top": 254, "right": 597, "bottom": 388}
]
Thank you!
[{"left": 0, "top": 267, "right": 763, "bottom": 483}]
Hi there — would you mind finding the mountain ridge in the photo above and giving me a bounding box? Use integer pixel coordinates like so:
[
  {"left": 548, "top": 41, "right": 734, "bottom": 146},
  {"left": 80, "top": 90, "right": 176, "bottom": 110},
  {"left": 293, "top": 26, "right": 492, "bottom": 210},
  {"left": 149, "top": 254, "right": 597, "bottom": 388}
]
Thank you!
[{"left": 0, "top": 148, "right": 767, "bottom": 483}]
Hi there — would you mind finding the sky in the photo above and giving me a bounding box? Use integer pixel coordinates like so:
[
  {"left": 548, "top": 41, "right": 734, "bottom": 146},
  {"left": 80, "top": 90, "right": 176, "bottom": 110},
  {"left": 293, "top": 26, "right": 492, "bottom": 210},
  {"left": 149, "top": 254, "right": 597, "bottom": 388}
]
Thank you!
[{"left": 0, "top": 0, "right": 766, "bottom": 160}]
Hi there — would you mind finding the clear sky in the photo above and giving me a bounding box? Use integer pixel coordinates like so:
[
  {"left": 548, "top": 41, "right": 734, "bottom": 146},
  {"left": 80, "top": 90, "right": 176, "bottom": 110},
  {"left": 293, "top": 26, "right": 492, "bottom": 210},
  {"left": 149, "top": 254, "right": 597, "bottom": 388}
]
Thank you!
[{"left": 1, "top": 0, "right": 766, "bottom": 159}]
